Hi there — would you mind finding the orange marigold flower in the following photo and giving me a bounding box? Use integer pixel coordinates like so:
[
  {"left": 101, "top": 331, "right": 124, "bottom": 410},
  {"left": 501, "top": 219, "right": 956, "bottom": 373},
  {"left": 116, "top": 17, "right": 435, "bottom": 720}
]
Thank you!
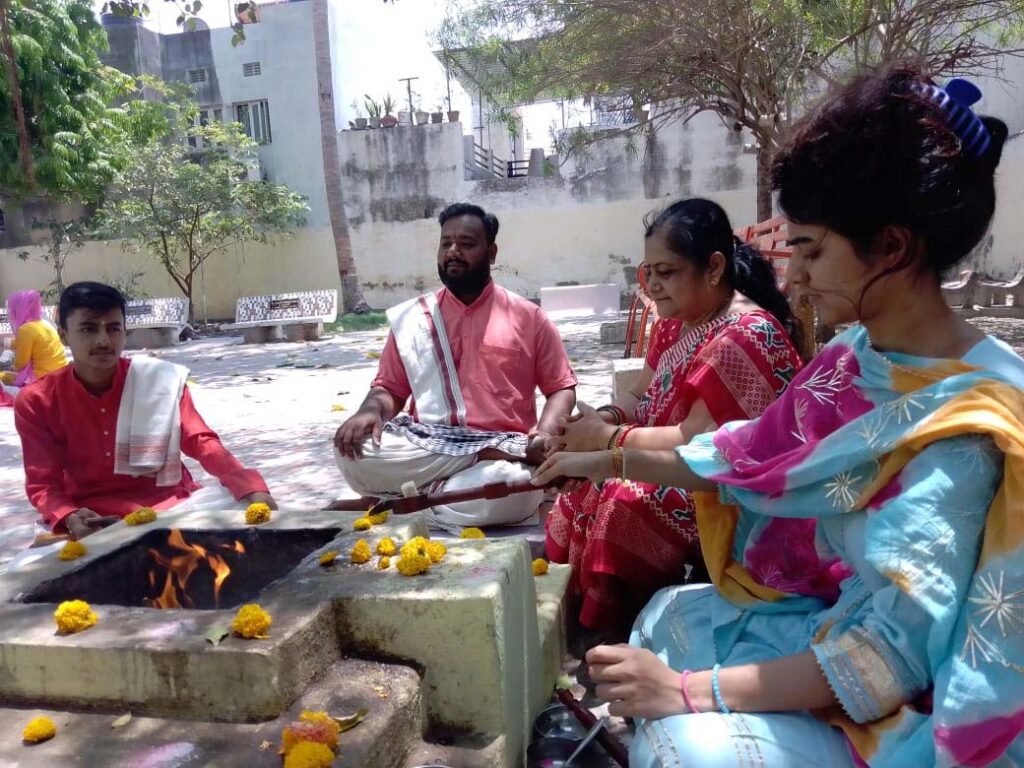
[
  {"left": 124, "top": 507, "right": 157, "bottom": 526},
  {"left": 22, "top": 716, "right": 56, "bottom": 744},
  {"left": 376, "top": 538, "right": 397, "bottom": 556},
  {"left": 318, "top": 550, "right": 338, "bottom": 567},
  {"left": 282, "top": 739, "right": 335, "bottom": 768},
  {"left": 57, "top": 540, "right": 87, "bottom": 561},
  {"left": 350, "top": 539, "right": 372, "bottom": 564},
  {"left": 298, "top": 710, "right": 340, "bottom": 750},
  {"left": 459, "top": 527, "right": 485, "bottom": 539},
  {"left": 231, "top": 603, "right": 272, "bottom": 639},
  {"left": 54, "top": 600, "right": 98, "bottom": 635},
  {"left": 532, "top": 558, "right": 549, "bottom": 576},
  {"left": 245, "top": 502, "right": 272, "bottom": 525}
]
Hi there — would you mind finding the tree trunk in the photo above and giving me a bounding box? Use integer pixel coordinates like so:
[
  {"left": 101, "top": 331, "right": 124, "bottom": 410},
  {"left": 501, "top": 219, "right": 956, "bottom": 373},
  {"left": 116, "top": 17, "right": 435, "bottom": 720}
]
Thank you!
[
  {"left": 0, "top": 0, "right": 34, "bottom": 189},
  {"left": 755, "top": 142, "right": 773, "bottom": 222},
  {"left": 311, "top": 0, "right": 369, "bottom": 315}
]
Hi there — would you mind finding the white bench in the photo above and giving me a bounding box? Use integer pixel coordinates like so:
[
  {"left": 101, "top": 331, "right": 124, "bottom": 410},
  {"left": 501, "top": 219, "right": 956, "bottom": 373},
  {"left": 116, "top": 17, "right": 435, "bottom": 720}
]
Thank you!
[
  {"left": 125, "top": 297, "right": 191, "bottom": 349},
  {"left": 0, "top": 305, "right": 57, "bottom": 338},
  {"left": 223, "top": 289, "right": 338, "bottom": 344},
  {"left": 540, "top": 283, "right": 620, "bottom": 319}
]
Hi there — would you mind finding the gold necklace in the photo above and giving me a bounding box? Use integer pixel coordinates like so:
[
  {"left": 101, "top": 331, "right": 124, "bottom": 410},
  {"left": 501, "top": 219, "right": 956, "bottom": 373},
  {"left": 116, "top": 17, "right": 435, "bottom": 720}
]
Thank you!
[{"left": 868, "top": 342, "right": 951, "bottom": 382}]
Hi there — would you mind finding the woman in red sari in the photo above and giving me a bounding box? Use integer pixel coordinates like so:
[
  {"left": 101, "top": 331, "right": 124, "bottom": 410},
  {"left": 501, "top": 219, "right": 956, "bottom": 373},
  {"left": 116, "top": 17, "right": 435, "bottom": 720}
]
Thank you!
[{"left": 546, "top": 198, "right": 804, "bottom": 631}]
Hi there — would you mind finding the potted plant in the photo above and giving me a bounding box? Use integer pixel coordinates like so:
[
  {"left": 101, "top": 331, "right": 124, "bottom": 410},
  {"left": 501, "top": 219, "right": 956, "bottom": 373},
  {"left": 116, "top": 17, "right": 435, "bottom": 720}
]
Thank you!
[
  {"left": 415, "top": 109, "right": 430, "bottom": 126},
  {"left": 380, "top": 94, "right": 399, "bottom": 128},
  {"left": 364, "top": 95, "right": 382, "bottom": 129},
  {"left": 350, "top": 99, "right": 367, "bottom": 130},
  {"left": 447, "top": 108, "right": 460, "bottom": 123},
  {"left": 431, "top": 104, "right": 444, "bottom": 124}
]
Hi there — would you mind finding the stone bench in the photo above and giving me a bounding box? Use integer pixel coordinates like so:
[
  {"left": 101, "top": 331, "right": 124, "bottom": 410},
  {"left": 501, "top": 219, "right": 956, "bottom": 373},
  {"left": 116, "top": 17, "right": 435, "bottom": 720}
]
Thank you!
[
  {"left": 540, "top": 283, "right": 619, "bottom": 319},
  {"left": 222, "top": 289, "right": 338, "bottom": 344},
  {"left": 0, "top": 305, "right": 57, "bottom": 337},
  {"left": 124, "top": 297, "right": 191, "bottom": 349}
]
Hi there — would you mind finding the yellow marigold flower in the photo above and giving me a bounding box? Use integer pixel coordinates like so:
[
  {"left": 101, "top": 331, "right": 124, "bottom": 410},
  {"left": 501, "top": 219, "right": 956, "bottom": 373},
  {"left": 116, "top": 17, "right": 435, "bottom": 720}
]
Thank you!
[
  {"left": 231, "top": 603, "right": 272, "bottom": 639},
  {"left": 376, "top": 538, "right": 397, "bottom": 556},
  {"left": 532, "top": 558, "right": 550, "bottom": 576},
  {"left": 425, "top": 540, "right": 447, "bottom": 564},
  {"left": 57, "top": 540, "right": 87, "bottom": 561},
  {"left": 367, "top": 510, "right": 389, "bottom": 525},
  {"left": 245, "top": 502, "right": 272, "bottom": 525},
  {"left": 350, "top": 539, "right": 372, "bottom": 564},
  {"left": 318, "top": 550, "right": 338, "bottom": 567},
  {"left": 378, "top": 556, "right": 391, "bottom": 570},
  {"left": 400, "top": 536, "right": 430, "bottom": 558},
  {"left": 460, "top": 527, "right": 485, "bottom": 539},
  {"left": 124, "top": 507, "right": 157, "bottom": 526},
  {"left": 22, "top": 716, "right": 56, "bottom": 743},
  {"left": 299, "top": 711, "right": 340, "bottom": 750},
  {"left": 283, "top": 740, "right": 336, "bottom": 768},
  {"left": 353, "top": 517, "right": 372, "bottom": 531},
  {"left": 54, "top": 600, "right": 98, "bottom": 635},
  {"left": 396, "top": 551, "right": 432, "bottom": 576}
]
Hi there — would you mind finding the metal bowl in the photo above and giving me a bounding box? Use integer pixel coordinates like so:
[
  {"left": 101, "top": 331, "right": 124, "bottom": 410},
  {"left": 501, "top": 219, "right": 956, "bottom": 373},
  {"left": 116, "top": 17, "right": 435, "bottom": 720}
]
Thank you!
[
  {"left": 526, "top": 736, "right": 602, "bottom": 768},
  {"left": 533, "top": 704, "right": 590, "bottom": 740}
]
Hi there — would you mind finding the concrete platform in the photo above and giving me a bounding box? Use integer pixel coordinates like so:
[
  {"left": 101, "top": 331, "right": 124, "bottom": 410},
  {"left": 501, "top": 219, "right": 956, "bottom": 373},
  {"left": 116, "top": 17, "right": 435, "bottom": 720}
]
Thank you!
[
  {"left": 612, "top": 357, "right": 646, "bottom": 401},
  {"left": 599, "top": 318, "right": 628, "bottom": 345},
  {"left": 0, "top": 508, "right": 570, "bottom": 767},
  {"left": 125, "top": 326, "right": 182, "bottom": 350}
]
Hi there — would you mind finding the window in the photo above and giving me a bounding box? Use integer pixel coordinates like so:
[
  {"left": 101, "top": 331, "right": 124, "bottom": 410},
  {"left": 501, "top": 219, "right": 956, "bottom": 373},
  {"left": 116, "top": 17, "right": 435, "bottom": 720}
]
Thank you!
[
  {"left": 188, "top": 68, "right": 207, "bottom": 84},
  {"left": 242, "top": 61, "right": 262, "bottom": 77},
  {"left": 235, "top": 100, "right": 272, "bottom": 144},
  {"left": 188, "top": 107, "right": 223, "bottom": 149}
]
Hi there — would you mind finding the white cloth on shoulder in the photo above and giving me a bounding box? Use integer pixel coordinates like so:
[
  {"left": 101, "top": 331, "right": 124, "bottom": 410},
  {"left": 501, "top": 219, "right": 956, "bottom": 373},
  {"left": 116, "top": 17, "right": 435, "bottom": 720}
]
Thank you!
[{"left": 114, "top": 356, "right": 188, "bottom": 487}]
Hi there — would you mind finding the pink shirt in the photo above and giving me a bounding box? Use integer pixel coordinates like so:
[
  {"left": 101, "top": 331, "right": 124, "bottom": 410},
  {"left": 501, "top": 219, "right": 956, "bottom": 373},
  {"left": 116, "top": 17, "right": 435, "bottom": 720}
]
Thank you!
[
  {"left": 15, "top": 358, "right": 269, "bottom": 531},
  {"left": 373, "top": 282, "right": 577, "bottom": 434}
]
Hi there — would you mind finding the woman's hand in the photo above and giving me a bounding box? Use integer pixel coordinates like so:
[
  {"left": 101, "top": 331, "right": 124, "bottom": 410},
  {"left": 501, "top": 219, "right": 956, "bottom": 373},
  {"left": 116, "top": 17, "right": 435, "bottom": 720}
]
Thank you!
[
  {"left": 558, "top": 402, "right": 618, "bottom": 453},
  {"left": 587, "top": 644, "right": 686, "bottom": 719},
  {"left": 242, "top": 491, "right": 278, "bottom": 510},
  {"left": 531, "top": 450, "right": 614, "bottom": 487}
]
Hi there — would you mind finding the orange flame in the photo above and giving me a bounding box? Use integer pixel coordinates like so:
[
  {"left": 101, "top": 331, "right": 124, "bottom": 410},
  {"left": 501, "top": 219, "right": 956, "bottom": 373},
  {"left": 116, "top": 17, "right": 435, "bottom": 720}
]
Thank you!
[{"left": 146, "top": 529, "right": 238, "bottom": 610}]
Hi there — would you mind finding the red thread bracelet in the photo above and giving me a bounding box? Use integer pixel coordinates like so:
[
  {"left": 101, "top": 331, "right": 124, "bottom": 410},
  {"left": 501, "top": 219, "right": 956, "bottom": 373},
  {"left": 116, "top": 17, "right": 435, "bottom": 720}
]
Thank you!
[{"left": 616, "top": 424, "right": 638, "bottom": 448}]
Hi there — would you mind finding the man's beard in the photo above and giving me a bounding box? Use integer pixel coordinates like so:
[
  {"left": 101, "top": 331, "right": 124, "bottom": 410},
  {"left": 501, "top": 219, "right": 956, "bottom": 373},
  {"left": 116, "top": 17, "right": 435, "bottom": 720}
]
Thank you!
[{"left": 438, "top": 260, "right": 491, "bottom": 298}]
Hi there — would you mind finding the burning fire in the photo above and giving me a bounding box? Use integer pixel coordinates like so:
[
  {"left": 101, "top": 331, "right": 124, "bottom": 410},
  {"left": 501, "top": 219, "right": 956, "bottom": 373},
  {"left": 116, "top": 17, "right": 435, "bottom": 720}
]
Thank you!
[{"left": 146, "top": 529, "right": 245, "bottom": 610}]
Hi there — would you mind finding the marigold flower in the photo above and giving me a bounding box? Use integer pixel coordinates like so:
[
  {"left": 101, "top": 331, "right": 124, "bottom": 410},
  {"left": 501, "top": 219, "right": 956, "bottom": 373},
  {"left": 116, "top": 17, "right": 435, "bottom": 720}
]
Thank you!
[
  {"left": 299, "top": 711, "right": 340, "bottom": 749},
  {"left": 350, "top": 539, "right": 372, "bottom": 564},
  {"left": 400, "top": 536, "right": 430, "bottom": 558},
  {"left": 231, "top": 603, "right": 272, "bottom": 639},
  {"left": 396, "top": 551, "right": 432, "bottom": 576},
  {"left": 376, "top": 538, "right": 397, "bottom": 556},
  {"left": 460, "top": 527, "right": 485, "bottom": 539},
  {"left": 54, "top": 600, "right": 98, "bottom": 635},
  {"left": 22, "top": 716, "right": 56, "bottom": 743},
  {"left": 367, "top": 510, "right": 389, "bottom": 525},
  {"left": 57, "top": 540, "right": 87, "bottom": 561},
  {"left": 353, "top": 517, "right": 372, "bottom": 531},
  {"left": 245, "top": 502, "right": 272, "bottom": 525},
  {"left": 425, "top": 540, "right": 447, "bottom": 564},
  {"left": 532, "top": 558, "right": 549, "bottom": 576},
  {"left": 318, "top": 550, "right": 338, "bottom": 567},
  {"left": 283, "top": 739, "right": 335, "bottom": 768},
  {"left": 124, "top": 507, "right": 156, "bottom": 526},
  {"left": 378, "top": 556, "right": 391, "bottom": 570}
]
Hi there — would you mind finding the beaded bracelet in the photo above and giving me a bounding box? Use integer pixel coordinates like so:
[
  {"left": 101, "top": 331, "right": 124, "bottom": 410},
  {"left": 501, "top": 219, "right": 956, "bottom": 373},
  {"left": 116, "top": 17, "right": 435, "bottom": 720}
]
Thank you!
[
  {"left": 679, "top": 669, "right": 701, "bottom": 713},
  {"left": 711, "top": 663, "right": 731, "bottom": 714}
]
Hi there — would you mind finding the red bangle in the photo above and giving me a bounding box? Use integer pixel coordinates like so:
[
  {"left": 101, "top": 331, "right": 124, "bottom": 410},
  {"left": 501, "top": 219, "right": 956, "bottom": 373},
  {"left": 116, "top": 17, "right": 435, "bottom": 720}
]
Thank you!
[
  {"left": 616, "top": 424, "right": 638, "bottom": 448},
  {"left": 680, "top": 669, "right": 701, "bottom": 713}
]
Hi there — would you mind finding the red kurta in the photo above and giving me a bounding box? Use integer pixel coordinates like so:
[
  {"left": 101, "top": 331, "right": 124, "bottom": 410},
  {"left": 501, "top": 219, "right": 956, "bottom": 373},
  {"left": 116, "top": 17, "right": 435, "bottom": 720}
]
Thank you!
[{"left": 14, "top": 357, "right": 268, "bottom": 531}]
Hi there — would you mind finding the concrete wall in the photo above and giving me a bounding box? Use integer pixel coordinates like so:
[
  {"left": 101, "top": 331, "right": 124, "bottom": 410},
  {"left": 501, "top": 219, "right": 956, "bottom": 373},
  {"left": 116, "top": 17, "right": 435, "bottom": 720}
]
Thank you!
[
  {"left": 973, "top": 131, "right": 1024, "bottom": 279},
  {"left": 338, "top": 111, "right": 758, "bottom": 309}
]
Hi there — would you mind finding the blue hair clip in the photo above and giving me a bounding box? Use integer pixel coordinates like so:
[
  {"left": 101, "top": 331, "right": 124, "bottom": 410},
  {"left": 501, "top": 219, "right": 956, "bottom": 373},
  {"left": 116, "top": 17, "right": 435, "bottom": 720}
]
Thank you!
[{"left": 916, "top": 77, "right": 992, "bottom": 160}]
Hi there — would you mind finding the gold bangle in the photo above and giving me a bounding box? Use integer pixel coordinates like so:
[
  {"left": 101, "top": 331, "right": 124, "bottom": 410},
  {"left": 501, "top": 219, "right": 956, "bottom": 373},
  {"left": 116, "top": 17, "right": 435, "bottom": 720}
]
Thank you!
[
  {"left": 607, "top": 424, "right": 626, "bottom": 451},
  {"left": 611, "top": 446, "right": 623, "bottom": 480}
]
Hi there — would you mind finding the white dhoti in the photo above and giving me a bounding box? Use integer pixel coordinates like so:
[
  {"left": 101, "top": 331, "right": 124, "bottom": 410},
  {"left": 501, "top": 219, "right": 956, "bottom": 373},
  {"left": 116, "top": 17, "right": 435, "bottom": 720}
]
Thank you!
[{"left": 336, "top": 434, "right": 542, "bottom": 529}]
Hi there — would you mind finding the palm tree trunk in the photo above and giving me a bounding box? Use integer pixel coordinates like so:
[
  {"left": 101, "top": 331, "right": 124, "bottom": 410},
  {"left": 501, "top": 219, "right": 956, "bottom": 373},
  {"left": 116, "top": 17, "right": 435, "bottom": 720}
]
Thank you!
[
  {"left": 0, "top": 0, "right": 34, "bottom": 188},
  {"left": 311, "top": 0, "right": 369, "bottom": 314}
]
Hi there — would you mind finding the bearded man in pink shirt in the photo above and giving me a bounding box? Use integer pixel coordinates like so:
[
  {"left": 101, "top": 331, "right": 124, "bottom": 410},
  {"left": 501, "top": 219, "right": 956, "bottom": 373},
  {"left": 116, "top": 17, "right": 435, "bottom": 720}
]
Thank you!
[{"left": 333, "top": 203, "right": 577, "bottom": 529}]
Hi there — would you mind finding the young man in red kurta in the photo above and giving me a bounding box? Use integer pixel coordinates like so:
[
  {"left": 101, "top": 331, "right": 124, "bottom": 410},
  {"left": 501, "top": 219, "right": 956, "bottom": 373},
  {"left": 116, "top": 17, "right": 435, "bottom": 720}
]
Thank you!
[{"left": 14, "top": 282, "right": 276, "bottom": 540}]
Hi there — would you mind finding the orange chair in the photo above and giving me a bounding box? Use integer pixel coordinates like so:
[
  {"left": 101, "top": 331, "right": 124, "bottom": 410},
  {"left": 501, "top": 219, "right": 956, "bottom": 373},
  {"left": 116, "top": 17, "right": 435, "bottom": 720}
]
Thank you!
[{"left": 624, "top": 266, "right": 661, "bottom": 358}]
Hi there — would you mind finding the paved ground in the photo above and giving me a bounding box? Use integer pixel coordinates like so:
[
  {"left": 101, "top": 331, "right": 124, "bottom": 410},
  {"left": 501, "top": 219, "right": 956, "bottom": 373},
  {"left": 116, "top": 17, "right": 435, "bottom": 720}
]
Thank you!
[{"left": 0, "top": 317, "right": 614, "bottom": 570}]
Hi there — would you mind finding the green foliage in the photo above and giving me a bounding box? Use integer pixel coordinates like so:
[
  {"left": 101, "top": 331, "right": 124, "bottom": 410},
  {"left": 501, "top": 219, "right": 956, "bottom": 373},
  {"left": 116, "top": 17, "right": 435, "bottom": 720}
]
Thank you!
[
  {"left": 16, "top": 217, "right": 89, "bottom": 300},
  {"left": 0, "top": 0, "right": 136, "bottom": 199},
  {"left": 94, "top": 89, "right": 308, "bottom": 318}
]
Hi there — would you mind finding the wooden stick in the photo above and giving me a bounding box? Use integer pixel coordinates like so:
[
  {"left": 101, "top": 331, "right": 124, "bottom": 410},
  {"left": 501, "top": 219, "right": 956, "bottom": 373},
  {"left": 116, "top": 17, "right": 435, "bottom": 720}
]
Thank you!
[
  {"left": 371, "top": 478, "right": 557, "bottom": 516},
  {"left": 555, "top": 688, "right": 629, "bottom": 767}
]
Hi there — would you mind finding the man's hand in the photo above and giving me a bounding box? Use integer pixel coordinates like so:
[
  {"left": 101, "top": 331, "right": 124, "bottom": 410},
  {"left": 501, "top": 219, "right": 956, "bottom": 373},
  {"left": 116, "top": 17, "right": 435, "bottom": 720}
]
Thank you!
[
  {"left": 64, "top": 508, "right": 117, "bottom": 540},
  {"left": 587, "top": 644, "right": 686, "bottom": 719},
  {"left": 242, "top": 491, "right": 278, "bottom": 510},
  {"left": 559, "top": 402, "right": 618, "bottom": 453},
  {"left": 334, "top": 409, "right": 384, "bottom": 460}
]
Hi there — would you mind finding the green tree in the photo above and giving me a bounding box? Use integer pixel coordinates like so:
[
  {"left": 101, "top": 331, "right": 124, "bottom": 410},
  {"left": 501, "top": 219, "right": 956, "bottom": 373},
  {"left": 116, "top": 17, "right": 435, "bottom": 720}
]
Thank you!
[
  {"left": 16, "top": 218, "right": 89, "bottom": 300},
  {"left": 95, "top": 92, "right": 308, "bottom": 322},
  {"left": 0, "top": 0, "right": 134, "bottom": 199},
  {"left": 440, "top": 0, "right": 1024, "bottom": 220}
]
